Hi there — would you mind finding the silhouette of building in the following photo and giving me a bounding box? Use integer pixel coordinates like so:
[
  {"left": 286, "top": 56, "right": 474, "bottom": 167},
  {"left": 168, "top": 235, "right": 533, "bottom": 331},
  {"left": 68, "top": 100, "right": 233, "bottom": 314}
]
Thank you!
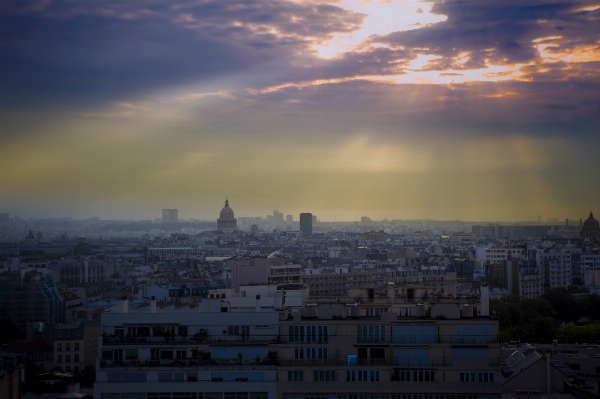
[
  {"left": 217, "top": 199, "right": 237, "bottom": 231},
  {"left": 581, "top": 212, "right": 599, "bottom": 237},
  {"left": 300, "top": 213, "right": 312, "bottom": 235},
  {"left": 161, "top": 209, "right": 178, "bottom": 224}
]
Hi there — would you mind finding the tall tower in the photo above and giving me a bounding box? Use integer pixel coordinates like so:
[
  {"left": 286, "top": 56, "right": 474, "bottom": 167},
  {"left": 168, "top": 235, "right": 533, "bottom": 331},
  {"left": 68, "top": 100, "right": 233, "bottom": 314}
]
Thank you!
[
  {"left": 300, "top": 213, "right": 312, "bottom": 235},
  {"left": 162, "top": 209, "right": 178, "bottom": 224}
]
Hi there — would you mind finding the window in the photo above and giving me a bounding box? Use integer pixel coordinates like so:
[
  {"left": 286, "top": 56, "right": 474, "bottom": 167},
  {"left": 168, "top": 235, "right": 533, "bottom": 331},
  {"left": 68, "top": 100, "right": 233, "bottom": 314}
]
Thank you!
[
  {"left": 455, "top": 325, "right": 493, "bottom": 343},
  {"left": 392, "top": 325, "right": 435, "bottom": 343},
  {"left": 393, "top": 348, "right": 430, "bottom": 366},
  {"left": 57, "top": 343, "right": 62, "bottom": 351},
  {"left": 57, "top": 332, "right": 62, "bottom": 337},
  {"left": 346, "top": 370, "right": 379, "bottom": 382},
  {"left": 314, "top": 370, "right": 337, "bottom": 381},
  {"left": 288, "top": 370, "right": 304, "bottom": 381},
  {"left": 115, "top": 327, "right": 125, "bottom": 337},
  {"left": 394, "top": 370, "right": 435, "bottom": 381},
  {"left": 67, "top": 331, "right": 71, "bottom": 337},
  {"left": 125, "top": 349, "right": 138, "bottom": 360},
  {"left": 451, "top": 348, "right": 488, "bottom": 360},
  {"left": 357, "top": 325, "right": 385, "bottom": 343},
  {"left": 75, "top": 343, "right": 79, "bottom": 350},
  {"left": 101, "top": 351, "right": 113, "bottom": 360},
  {"left": 294, "top": 348, "right": 328, "bottom": 359},
  {"left": 57, "top": 355, "right": 62, "bottom": 363},
  {"left": 365, "top": 308, "right": 388, "bottom": 317},
  {"left": 66, "top": 355, "right": 71, "bottom": 362},
  {"left": 66, "top": 343, "right": 71, "bottom": 351},
  {"left": 74, "top": 354, "right": 79, "bottom": 362},
  {"left": 288, "top": 326, "right": 328, "bottom": 343},
  {"left": 460, "top": 371, "right": 494, "bottom": 382}
]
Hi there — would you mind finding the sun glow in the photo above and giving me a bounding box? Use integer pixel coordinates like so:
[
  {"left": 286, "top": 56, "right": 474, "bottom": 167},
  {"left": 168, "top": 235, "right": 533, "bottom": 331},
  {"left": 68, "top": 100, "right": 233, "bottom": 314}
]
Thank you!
[{"left": 314, "top": 0, "right": 447, "bottom": 59}]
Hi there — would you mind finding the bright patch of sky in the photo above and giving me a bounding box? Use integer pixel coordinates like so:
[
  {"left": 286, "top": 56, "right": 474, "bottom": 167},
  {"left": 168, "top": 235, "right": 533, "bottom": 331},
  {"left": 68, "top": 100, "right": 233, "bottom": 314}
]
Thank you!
[{"left": 314, "top": 0, "right": 447, "bottom": 59}]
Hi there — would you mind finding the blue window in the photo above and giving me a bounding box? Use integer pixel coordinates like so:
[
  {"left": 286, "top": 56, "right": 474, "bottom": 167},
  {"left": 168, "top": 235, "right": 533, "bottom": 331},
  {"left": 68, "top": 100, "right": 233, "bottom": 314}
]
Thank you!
[
  {"left": 392, "top": 325, "right": 435, "bottom": 343},
  {"left": 393, "top": 348, "right": 430, "bottom": 366}
]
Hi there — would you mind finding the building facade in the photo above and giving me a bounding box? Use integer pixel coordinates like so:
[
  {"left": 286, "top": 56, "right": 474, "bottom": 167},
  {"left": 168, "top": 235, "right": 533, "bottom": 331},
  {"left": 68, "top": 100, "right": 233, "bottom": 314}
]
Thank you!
[
  {"left": 300, "top": 213, "right": 313, "bottom": 236},
  {"left": 162, "top": 209, "right": 179, "bottom": 224}
]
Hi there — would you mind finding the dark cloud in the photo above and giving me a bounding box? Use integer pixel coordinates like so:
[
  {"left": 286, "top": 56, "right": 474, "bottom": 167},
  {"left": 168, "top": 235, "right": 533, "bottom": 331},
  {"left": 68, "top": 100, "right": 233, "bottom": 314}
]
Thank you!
[
  {"left": 0, "top": 0, "right": 364, "bottom": 109},
  {"left": 371, "top": 0, "right": 600, "bottom": 66}
]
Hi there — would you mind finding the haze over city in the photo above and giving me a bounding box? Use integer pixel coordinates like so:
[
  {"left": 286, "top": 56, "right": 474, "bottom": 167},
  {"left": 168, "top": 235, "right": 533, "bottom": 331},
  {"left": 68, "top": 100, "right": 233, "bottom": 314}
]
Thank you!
[{"left": 1, "top": 0, "right": 599, "bottom": 221}]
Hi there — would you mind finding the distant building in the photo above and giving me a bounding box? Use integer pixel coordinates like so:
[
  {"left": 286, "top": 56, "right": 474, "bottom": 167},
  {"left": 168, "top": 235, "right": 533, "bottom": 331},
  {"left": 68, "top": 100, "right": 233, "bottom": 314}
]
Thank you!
[
  {"left": 300, "top": 213, "right": 312, "bottom": 235},
  {"left": 286, "top": 215, "right": 292, "bottom": 223},
  {"left": 0, "top": 213, "right": 9, "bottom": 223},
  {"left": 217, "top": 199, "right": 237, "bottom": 231},
  {"left": 581, "top": 212, "right": 599, "bottom": 237},
  {"left": 161, "top": 209, "right": 178, "bottom": 224},
  {"left": 272, "top": 210, "right": 284, "bottom": 225}
]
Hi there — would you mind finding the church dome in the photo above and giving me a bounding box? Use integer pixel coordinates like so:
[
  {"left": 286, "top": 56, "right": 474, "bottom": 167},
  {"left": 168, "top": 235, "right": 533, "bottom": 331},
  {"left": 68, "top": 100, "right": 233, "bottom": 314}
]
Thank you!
[
  {"left": 220, "top": 199, "right": 235, "bottom": 219},
  {"left": 583, "top": 212, "right": 599, "bottom": 228},
  {"left": 217, "top": 198, "right": 237, "bottom": 231}
]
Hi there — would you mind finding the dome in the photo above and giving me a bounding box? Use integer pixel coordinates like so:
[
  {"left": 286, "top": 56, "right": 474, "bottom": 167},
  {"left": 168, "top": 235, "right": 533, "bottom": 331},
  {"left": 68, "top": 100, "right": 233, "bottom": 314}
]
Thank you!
[
  {"left": 217, "top": 198, "right": 237, "bottom": 231},
  {"left": 445, "top": 262, "right": 455, "bottom": 272},
  {"left": 220, "top": 199, "right": 235, "bottom": 219},
  {"left": 583, "top": 212, "right": 599, "bottom": 228},
  {"left": 410, "top": 262, "right": 420, "bottom": 271}
]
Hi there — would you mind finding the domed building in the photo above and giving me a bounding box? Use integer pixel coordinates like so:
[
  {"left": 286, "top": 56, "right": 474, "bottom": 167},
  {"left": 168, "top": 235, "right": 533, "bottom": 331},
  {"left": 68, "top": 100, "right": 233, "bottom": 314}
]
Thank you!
[
  {"left": 581, "top": 212, "right": 599, "bottom": 237},
  {"left": 217, "top": 198, "right": 237, "bottom": 231}
]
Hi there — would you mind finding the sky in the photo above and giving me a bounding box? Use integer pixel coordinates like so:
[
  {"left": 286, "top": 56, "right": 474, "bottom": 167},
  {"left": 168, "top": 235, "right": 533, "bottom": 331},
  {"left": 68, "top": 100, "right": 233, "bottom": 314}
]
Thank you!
[{"left": 1, "top": 0, "right": 599, "bottom": 222}]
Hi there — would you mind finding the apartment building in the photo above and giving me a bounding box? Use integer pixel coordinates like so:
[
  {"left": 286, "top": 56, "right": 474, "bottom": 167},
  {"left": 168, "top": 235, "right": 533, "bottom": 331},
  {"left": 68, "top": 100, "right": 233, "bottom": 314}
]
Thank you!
[
  {"left": 278, "top": 290, "right": 500, "bottom": 399},
  {"left": 484, "top": 246, "right": 527, "bottom": 263},
  {"left": 94, "top": 284, "right": 499, "bottom": 399},
  {"left": 503, "top": 260, "right": 542, "bottom": 299},
  {"left": 55, "top": 322, "right": 85, "bottom": 372},
  {"left": 536, "top": 249, "right": 580, "bottom": 291},
  {"left": 94, "top": 299, "right": 279, "bottom": 399}
]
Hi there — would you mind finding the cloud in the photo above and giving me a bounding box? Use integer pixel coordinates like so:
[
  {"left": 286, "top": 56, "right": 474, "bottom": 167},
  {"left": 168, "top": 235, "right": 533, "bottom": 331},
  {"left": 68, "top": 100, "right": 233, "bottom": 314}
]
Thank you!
[{"left": 0, "top": 0, "right": 365, "bottom": 111}]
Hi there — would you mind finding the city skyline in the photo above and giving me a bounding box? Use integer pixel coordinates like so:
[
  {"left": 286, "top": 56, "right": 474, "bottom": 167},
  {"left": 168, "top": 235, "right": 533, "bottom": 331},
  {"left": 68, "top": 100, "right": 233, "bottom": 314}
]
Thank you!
[{"left": 1, "top": 0, "right": 599, "bottom": 222}]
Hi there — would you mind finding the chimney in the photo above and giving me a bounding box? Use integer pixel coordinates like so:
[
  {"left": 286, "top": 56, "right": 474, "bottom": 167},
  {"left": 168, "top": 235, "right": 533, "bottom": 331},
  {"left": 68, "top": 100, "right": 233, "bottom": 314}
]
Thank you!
[
  {"left": 479, "top": 284, "right": 489, "bottom": 316},
  {"left": 119, "top": 296, "right": 128, "bottom": 313},
  {"left": 387, "top": 282, "right": 395, "bottom": 302},
  {"left": 150, "top": 296, "right": 156, "bottom": 313}
]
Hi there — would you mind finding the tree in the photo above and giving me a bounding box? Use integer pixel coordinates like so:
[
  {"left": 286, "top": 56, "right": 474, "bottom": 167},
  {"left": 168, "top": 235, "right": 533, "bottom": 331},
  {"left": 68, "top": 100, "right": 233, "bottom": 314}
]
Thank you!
[
  {"left": 73, "top": 242, "right": 100, "bottom": 256},
  {"left": 543, "top": 288, "right": 579, "bottom": 323},
  {"left": 0, "top": 320, "right": 19, "bottom": 345}
]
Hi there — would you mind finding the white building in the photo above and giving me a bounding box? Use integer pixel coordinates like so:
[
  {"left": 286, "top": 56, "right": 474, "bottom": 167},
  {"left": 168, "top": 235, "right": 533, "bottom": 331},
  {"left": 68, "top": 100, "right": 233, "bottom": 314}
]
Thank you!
[{"left": 94, "top": 299, "right": 278, "bottom": 399}]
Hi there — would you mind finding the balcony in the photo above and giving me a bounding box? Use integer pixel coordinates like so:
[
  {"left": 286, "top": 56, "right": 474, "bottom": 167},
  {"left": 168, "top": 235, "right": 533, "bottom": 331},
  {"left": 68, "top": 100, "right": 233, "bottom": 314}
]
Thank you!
[
  {"left": 388, "top": 335, "right": 497, "bottom": 344},
  {"left": 277, "top": 357, "right": 452, "bottom": 367},
  {"left": 101, "top": 334, "right": 279, "bottom": 345},
  {"left": 99, "top": 357, "right": 278, "bottom": 368}
]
